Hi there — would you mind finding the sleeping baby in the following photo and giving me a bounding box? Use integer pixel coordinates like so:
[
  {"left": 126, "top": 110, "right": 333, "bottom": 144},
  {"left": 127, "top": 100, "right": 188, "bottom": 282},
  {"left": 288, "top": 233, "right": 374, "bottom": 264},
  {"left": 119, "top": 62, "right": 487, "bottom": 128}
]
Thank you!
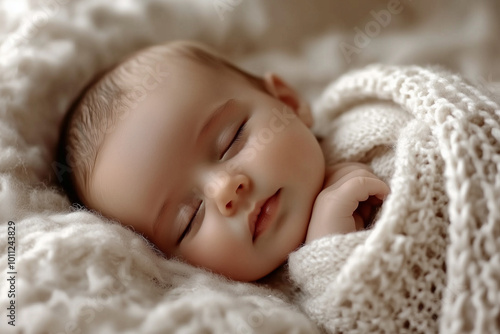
[{"left": 58, "top": 40, "right": 389, "bottom": 281}]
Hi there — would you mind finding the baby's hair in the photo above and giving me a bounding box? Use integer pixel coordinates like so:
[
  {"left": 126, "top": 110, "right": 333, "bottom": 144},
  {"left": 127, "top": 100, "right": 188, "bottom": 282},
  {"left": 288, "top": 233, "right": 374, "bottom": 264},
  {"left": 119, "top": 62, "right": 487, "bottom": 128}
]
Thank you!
[{"left": 57, "top": 40, "right": 265, "bottom": 206}]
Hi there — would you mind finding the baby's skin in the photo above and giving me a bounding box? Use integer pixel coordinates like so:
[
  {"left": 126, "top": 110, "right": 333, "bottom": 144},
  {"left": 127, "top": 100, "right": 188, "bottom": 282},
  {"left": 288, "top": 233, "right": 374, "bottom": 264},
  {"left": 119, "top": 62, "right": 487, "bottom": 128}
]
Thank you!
[
  {"left": 307, "top": 162, "right": 388, "bottom": 242},
  {"left": 69, "top": 43, "right": 389, "bottom": 281}
]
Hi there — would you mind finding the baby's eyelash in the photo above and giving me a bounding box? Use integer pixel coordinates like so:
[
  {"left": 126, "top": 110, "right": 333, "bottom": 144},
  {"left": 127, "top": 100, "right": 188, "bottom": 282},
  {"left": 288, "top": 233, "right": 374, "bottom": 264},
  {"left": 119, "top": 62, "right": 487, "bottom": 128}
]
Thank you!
[
  {"left": 178, "top": 201, "right": 202, "bottom": 243},
  {"left": 220, "top": 121, "right": 247, "bottom": 160}
]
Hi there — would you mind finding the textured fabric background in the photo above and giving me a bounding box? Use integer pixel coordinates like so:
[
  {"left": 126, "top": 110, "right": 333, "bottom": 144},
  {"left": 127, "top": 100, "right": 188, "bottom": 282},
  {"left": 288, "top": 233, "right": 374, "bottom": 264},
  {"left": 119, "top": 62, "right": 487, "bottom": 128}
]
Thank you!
[{"left": 0, "top": 1, "right": 499, "bottom": 333}]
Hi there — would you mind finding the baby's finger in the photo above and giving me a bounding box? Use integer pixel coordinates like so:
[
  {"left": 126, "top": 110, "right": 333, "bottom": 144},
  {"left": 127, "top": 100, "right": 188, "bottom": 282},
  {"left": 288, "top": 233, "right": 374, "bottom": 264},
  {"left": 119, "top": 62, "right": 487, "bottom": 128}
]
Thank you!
[
  {"left": 366, "top": 196, "right": 384, "bottom": 206},
  {"left": 321, "top": 177, "right": 389, "bottom": 218},
  {"left": 324, "top": 163, "right": 374, "bottom": 187},
  {"left": 329, "top": 168, "right": 378, "bottom": 189},
  {"left": 339, "top": 177, "right": 390, "bottom": 202}
]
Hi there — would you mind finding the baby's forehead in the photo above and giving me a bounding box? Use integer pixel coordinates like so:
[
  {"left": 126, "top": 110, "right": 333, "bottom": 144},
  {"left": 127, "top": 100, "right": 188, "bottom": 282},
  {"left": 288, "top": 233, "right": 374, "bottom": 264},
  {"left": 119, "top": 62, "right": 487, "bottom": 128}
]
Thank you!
[{"left": 108, "top": 52, "right": 216, "bottom": 95}]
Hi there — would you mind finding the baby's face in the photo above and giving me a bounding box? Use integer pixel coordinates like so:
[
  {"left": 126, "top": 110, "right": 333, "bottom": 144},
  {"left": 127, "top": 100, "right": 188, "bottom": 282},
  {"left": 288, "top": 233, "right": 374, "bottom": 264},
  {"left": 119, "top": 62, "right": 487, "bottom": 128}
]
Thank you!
[{"left": 86, "top": 57, "right": 325, "bottom": 281}]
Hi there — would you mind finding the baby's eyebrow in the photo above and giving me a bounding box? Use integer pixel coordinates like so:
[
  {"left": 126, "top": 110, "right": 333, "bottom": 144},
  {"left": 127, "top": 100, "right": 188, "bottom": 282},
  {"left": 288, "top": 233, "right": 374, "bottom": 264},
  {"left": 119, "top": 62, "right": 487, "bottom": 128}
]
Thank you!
[{"left": 196, "top": 98, "right": 235, "bottom": 145}]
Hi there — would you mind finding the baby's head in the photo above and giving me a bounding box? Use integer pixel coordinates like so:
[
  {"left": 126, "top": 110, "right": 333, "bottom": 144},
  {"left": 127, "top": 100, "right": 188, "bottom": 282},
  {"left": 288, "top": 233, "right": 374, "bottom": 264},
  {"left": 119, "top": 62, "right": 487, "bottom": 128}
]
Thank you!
[{"left": 61, "top": 41, "right": 325, "bottom": 281}]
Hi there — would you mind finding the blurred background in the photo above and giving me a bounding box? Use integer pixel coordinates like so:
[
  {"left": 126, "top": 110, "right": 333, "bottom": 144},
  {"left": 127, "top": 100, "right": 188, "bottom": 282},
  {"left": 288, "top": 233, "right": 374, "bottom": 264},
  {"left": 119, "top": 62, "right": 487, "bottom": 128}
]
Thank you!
[{"left": 1, "top": 0, "right": 499, "bottom": 102}]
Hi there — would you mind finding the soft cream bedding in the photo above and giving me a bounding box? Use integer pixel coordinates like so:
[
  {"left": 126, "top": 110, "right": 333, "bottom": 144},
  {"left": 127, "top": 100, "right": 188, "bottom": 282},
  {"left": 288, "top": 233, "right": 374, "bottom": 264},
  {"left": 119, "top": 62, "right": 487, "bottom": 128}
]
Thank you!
[{"left": 0, "top": 0, "right": 499, "bottom": 333}]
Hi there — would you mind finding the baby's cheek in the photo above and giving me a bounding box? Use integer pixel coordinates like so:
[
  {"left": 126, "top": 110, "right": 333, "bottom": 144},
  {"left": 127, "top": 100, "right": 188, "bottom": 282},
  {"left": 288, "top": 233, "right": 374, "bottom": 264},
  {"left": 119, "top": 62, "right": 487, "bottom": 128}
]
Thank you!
[
  {"left": 185, "top": 219, "right": 246, "bottom": 266},
  {"left": 275, "top": 127, "right": 314, "bottom": 173}
]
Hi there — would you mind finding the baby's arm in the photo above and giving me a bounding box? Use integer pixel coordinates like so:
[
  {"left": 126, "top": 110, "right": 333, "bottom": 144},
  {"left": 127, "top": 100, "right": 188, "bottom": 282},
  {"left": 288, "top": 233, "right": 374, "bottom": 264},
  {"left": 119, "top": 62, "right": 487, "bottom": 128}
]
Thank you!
[{"left": 305, "top": 162, "right": 390, "bottom": 243}]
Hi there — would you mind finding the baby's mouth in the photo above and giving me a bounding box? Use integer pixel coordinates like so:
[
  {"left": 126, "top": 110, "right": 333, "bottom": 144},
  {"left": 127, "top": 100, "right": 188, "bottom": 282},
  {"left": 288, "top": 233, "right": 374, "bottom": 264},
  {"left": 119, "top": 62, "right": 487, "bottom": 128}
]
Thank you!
[{"left": 250, "top": 189, "right": 281, "bottom": 242}]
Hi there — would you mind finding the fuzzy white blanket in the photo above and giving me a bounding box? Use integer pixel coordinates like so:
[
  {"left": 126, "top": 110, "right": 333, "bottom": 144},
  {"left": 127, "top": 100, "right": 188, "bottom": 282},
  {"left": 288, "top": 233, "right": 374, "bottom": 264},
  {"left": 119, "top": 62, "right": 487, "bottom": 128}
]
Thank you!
[{"left": 1, "top": 1, "right": 500, "bottom": 333}]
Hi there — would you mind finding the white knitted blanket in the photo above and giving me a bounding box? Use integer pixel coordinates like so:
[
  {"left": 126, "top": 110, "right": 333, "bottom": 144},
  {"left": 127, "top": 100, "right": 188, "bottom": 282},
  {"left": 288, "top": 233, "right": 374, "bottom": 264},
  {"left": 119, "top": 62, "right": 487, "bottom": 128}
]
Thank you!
[
  {"left": 288, "top": 64, "right": 500, "bottom": 333},
  {"left": 1, "top": 1, "right": 500, "bottom": 333}
]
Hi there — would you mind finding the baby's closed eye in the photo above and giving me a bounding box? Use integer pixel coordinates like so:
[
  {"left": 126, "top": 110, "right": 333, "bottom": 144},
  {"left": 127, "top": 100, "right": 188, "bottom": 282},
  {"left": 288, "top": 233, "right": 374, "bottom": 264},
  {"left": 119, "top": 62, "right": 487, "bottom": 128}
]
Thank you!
[
  {"left": 177, "top": 200, "right": 204, "bottom": 243},
  {"left": 219, "top": 120, "right": 248, "bottom": 160}
]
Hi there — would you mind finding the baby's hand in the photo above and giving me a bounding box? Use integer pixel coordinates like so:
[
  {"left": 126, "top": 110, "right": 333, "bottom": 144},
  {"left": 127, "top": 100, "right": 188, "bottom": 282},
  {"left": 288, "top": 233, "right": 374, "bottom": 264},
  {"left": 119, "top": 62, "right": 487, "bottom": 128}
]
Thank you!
[{"left": 305, "top": 162, "right": 390, "bottom": 244}]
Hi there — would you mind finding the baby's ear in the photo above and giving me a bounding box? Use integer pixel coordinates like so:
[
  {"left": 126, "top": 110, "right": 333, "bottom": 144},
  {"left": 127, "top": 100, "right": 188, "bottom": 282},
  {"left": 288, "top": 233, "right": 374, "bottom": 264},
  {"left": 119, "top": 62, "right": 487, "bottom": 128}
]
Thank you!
[{"left": 263, "top": 72, "right": 313, "bottom": 128}]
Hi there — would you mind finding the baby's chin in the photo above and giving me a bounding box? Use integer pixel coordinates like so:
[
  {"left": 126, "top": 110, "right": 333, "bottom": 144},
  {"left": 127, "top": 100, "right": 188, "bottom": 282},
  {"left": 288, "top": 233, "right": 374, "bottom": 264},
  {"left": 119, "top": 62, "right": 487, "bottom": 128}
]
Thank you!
[{"left": 218, "top": 261, "right": 286, "bottom": 282}]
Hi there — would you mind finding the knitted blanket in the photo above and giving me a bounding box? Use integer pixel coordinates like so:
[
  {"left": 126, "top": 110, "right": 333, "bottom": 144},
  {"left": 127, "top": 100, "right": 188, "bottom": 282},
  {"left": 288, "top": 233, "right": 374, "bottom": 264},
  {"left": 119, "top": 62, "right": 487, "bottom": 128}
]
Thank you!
[{"left": 288, "top": 65, "right": 500, "bottom": 333}]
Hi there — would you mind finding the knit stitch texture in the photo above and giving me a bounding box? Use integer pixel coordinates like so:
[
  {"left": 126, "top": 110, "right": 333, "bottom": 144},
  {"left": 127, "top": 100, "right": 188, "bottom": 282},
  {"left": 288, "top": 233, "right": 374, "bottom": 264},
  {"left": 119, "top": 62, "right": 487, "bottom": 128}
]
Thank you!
[{"left": 289, "top": 64, "right": 500, "bottom": 333}]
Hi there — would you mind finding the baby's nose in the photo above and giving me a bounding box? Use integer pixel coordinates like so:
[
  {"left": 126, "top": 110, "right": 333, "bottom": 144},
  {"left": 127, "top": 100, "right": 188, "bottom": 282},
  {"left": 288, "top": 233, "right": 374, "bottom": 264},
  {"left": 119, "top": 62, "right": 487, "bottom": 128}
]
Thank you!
[{"left": 213, "top": 174, "right": 250, "bottom": 217}]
